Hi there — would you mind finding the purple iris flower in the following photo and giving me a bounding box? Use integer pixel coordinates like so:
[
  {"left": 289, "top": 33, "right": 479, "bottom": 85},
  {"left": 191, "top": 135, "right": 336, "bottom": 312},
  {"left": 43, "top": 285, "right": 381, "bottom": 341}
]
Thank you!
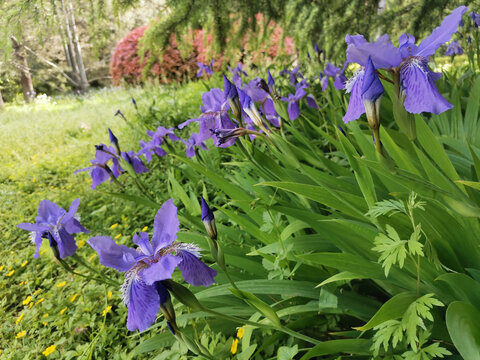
[
  {"left": 323, "top": 62, "right": 347, "bottom": 90},
  {"left": 88, "top": 199, "right": 217, "bottom": 332},
  {"left": 280, "top": 66, "right": 304, "bottom": 85},
  {"left": 314, "top": 43, "right": 320, "bottom": 54},
  {"left": 471, "top": 12, "right": 480, "bottom": 27},
  {"left": 75, "top": 144, "right": 122, "bottom": 189},
  {"left": 178, "top": 88, "right": 235, "bottom": 147},
  {"left": 139, "top": 127, "right": 180, "bottom": 162},
  {"left": 122, "top": 151, "right": 149, "bottom": 174},
  {"left": 182, "top": 132, "right": 208, "bottom": 158},
  {"left": 281, "top": 82, "right": 307, "bottom": 121},
  {"left": 345, "top": 6, "right": 467, "bottom": 115},
  {"left": 18, "top": 199, "right": 88, "bottom": 259},
  {"left": 197, "top": 59, "right": 214, "bottom": 78},
  {"left": 445, "top": 40, "right": 464, "bottom": 55},
  {"left": 228, "top": 63, "right": 248, "bottom": 87}
]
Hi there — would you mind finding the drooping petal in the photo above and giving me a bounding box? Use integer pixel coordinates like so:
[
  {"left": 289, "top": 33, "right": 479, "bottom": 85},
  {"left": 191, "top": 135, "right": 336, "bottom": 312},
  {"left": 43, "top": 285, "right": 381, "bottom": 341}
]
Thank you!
[
  {"left": 334, "top": 73, "right": 347, "bottom": 90},
  {"left": 122, "top": 274, "right": 159, "bottom": 332},
  {"left": 151, "top": 199, "right": 180, "bottom": 253},
  {"left": 400, "top": 57, "right": 453, "bottom": 114},
  {"left": 177, "top": 250, "right": 217, "bottom": 287},
  {"left": 417, "top": 6, "right": 468, "bottom": 57},
  {"left": 32, "top": 232, "right": 43, "bottom": 259},
  {"left": 343, "top": 69, "right": 365, "bottom": 123},
  {"left": 306, "top": 95, "right": 319, "bottom": 109},
  {"left": 140, "top": 254, "right": 182, "bottom": 285},
  {"left": 287, "top": 101, "right": 300, "bottom": 121},
  {"left": 90, "top": 166, "right": 110, "bottom": 189},
  {"left": 88, "top": 236, "right": 137, "bottom": 272},
  {"left": 346, "top": 34, "right": 402, "bottom": 68},
  {"left": 52, "top": 227, "right": 77, "bottom": 258}
]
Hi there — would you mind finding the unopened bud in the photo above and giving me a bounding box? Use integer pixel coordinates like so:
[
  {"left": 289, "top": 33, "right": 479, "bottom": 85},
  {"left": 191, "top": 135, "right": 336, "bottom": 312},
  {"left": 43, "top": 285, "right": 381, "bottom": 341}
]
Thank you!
[
  {"left": 201, "top": 196, "right": 217, "bottom": 241},
  {"left": 108, "top": 128, "right": 121, "bottom": 155}
]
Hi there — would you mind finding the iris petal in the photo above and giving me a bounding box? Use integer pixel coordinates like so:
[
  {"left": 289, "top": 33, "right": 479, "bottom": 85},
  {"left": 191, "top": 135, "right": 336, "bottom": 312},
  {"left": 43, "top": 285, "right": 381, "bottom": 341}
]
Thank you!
[
  {"left": 343, "top": 70, "right": 365, "bottom": 123},
  {"left": 140, "top": 254, "right": 182, "bottom": 285},
  {"left": 88, "top": 236, "right": 137, "bottom": 272},
  {"left": 151, "top": 199, "right": 180, "bottom": 253},
  {"left": 122, "top": 275, "right": 159, "bottom": 332},
  {"left": 417, "top": 6, "right": 468, "bottom": 57},
  {"left": 177, "top": 251, "right": 217, "bottom": 287},
  {"left": 401, "top": 58, "right": 453, "bottom": 115}
]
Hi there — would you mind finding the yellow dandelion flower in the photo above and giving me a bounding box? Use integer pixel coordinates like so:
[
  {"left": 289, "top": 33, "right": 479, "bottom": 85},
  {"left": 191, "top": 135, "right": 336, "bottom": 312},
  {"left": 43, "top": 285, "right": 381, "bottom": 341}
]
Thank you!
[
  {"left": 77, "top": 240, "right": 86, "bottom": 248},
  {"left": 28, "top": 302, "right": 33, "bottom": 309},
  {"left": 43, "top": 313, "right": 49, "bottom": 318},
  {"left": 6, "top": 270, "right": 14, "bottom": 277},
  {"left": 42, "top": 322, "right": 47, "bottom": 326},
  {"left": 89, "top": 254, "right": 96, "bottom": 262},
  {"left": 22, "top": 296, "right": 32, "bottom": 306},
  {"left": 20, "top": 260, "right": 28, "bottom": 268},
  {"left": 33, "top": 289, "right": 42, "bottom": 296},
  {"left": 102, "top": 306, "right": 112, "bottom": 317},
  {"left": 36, "top": 298, "right": 45, "bottom": 305},
  {"left": 230, "top": 338, "right": 239, "bottom": 354},
  {"left": 15, "top": 312, "right": 24, "bottom": 325},
  {"left": 42, "top": 345, "right": 56, "bottom": 356},
  {"left": 107, "top": 291, "right": 112, "bottom": 299},
  {"left": 16, "top": 331, "right": 26, "bottom": 339},
  {"left": 59, "top": 307, "right": 67, "bottom": 315},
  {"left": 23, "top": 280, "right": 28, "bottom": 285},
  {"left": 141, "top": 226, "right": 148, "bottom": 232},
  {"left": 19, "top": 281, "right": 24, "bottom": 286},
  {"left": 0, "top": 264, "right": 4, "bottom": 272},
  {"left": 236, "top": 325, "right": 246, "bottom": 339},
  {"left": 70, "top": 293, "right": 79, "bottom": 303},
  {"left": 110, "top": 223, "right": 119, "bottom": 229},
  {"left": 0, "top": 350, "right": 2, "bottom": 355},
  {"left": 57, "top": 281, "right": 66, "bottom": 288},
  {"left": 114, "top": 233, "right": 122, "bottom": 239}
]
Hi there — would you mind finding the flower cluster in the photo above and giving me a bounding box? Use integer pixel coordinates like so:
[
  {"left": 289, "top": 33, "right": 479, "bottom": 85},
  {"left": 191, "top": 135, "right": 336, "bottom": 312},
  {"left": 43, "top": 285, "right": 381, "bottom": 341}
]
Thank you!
[{"left": 76, "top": 129, "right": 148, "bottom": 189}]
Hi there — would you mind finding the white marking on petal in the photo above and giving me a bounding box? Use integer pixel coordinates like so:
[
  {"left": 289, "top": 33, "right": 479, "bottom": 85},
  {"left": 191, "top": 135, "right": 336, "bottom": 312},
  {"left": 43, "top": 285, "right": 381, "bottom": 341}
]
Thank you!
[
  {"left": 167, "top": 243, "right": 201, "bottom": 258},
  {"left": 29, "top": 232, "right": 37, "bottom": 244},
  {"left": 345, "top": 69, "right": 365, "bottom": 94}
]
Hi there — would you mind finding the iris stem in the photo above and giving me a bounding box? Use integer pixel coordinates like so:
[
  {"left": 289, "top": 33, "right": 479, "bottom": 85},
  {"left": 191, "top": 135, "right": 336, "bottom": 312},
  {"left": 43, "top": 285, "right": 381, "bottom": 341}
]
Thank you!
[
  {"left": 57, "top": 258, "right": 112, "bottom": 286},
  {"left": 372, "top": 127, "right": 383, "bottom": 155},
  {"left": 71, "top": 254, "right": 120, "bottom": 287}
]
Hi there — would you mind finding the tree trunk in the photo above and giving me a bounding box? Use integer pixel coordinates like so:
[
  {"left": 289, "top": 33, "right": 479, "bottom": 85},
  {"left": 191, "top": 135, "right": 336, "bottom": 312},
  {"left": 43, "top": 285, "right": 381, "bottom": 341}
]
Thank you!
[
  {"left": 0, "top": 88, "right": 5, "bottom": 111},
  {"left": 59, "top": 0, "right": 81, "bottom": 87},
  {"left": 10, "top": 36, "right": 35, "bottom": 103},
  {"left": 67, "top": 0, "right": 88, "bottom": 93}
]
